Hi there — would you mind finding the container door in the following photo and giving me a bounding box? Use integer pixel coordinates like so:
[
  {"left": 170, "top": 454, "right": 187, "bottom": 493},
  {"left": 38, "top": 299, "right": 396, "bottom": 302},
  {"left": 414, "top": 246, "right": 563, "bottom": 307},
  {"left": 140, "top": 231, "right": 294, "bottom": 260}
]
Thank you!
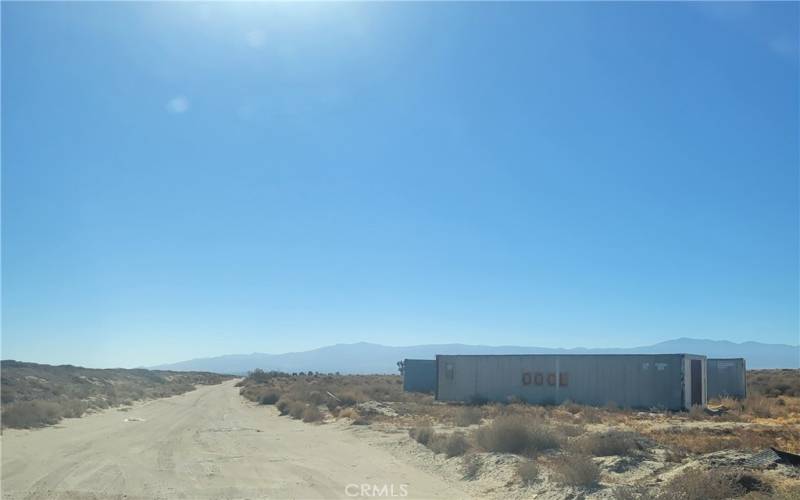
[{"left": 691, "top": 359, "right": 702, "bottom": 406}]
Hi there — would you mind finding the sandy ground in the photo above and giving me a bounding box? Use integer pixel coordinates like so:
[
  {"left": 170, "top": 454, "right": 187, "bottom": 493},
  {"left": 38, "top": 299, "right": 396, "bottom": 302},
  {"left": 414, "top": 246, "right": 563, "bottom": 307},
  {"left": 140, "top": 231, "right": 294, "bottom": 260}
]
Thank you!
[{"left": 1, "top": 380, "right": 468, "bottom": 500}]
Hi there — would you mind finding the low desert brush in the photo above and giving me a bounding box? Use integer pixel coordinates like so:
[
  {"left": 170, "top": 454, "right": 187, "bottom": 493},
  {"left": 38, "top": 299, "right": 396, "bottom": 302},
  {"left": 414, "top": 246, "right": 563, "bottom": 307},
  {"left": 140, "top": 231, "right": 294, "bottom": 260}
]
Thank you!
[
  {"left": 474, "top": 416, "right": 561, "bottom": 455},
  {"left": 570, "top": 430, "right": 644, "bottom": 457},
  {"left": 302, "top": 405, "right": 323, "bottom": 423},
  {"left": 409, "top": 425, "right": 435, "bottom": 445},
  {"left": 517, "top": 460, "right": 540, "bottom": 486},
  {"left": 455, "top": 407, "right": 482, "bottom": 427},
  {"left": 552, "top": 454, "right": 600, "bottom": 487}
]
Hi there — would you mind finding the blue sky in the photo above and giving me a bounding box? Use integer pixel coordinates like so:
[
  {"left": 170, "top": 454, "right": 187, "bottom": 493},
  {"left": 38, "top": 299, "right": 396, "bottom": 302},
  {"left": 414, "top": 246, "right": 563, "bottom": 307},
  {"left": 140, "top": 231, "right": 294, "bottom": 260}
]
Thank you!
[{"left": 2, "top": 2, "right": 798, "bottom": 368}]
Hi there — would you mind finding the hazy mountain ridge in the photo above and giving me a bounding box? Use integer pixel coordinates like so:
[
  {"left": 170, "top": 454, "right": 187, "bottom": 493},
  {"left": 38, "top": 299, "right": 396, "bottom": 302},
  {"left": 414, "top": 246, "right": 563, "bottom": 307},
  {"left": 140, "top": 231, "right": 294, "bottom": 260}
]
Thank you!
[{"left": 151, "top": 338, "right": 800, "bottom": 374}]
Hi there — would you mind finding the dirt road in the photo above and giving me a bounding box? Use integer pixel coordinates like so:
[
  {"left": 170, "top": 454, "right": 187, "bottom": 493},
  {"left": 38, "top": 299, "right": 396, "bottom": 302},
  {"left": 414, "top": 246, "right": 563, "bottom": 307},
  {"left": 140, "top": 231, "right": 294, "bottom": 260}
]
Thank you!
[{"left": 1, "top": 380, "right": 465, "bottom": 499}]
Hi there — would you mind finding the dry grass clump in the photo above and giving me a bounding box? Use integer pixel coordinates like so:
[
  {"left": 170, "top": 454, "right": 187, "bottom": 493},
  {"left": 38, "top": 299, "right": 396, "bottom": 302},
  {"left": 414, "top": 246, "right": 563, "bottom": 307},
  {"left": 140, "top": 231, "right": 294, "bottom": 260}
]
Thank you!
[
  {"left": 275, "top": 398, "right": 291, "bottom": 415},
  {"left": 441, "top": 432, "right": 471, "bottom": 457},
  {"left": 577, "top": 405, "right": 603, "bottom": 424},
  {"left": 474, "top": 416, "right": 562, "bottom": 455},
  {"left": 688, "top": 405, "right": 706, "bottom": 420},
  {"left": 709, "top": 394, "right": 792, "bottom": 420},
  {"left": 570, "top": 430, "right": 645, "bottom": 457},
  {"left": 410, "top": 425, "right": 435, "bottom": 445},
  {"left": 302, "top": 405, "right": 323, "bottom": 423},
  {"left": 645, "top": 425, "right": 796, "bottom": 455},
  {"left": 60, "top": 399, "right": 89, "bottom": 418},
  {"left": 517, "top": 460, "right": 540, "bottom": 486},
  {"left": 410, "top": 426, "right": 471, "bottom": 456},
  {"left": 455, "top": 407, "right": 482, "bottom": 427},
  {"left": 741, "top": 395, "right": 788, "bottom": 419},
  {"left": 655, "top": 467, "right": 771, "bottom": 500},
  {"left": 552, "top": 454, "right": 600, "bottom": 488},
  {"left": 288, "top": 401, "right": 307, "bottom": 419},
  {"left": 555, "top": 422, "right": 586, "bottom": 438}
]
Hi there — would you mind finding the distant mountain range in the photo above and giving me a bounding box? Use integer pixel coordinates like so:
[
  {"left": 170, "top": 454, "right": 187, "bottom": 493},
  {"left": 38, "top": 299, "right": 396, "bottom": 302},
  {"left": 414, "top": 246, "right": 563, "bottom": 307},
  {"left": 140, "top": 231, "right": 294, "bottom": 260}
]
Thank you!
[{"left": 151, "top": 338, "right": 799, "bottom": 374}]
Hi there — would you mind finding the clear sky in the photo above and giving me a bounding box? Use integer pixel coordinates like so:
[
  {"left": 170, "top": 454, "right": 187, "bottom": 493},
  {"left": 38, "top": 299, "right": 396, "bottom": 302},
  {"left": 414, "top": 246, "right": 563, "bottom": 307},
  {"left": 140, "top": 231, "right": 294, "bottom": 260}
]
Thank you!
[{"left": 2, "top": 2, "right": 798, "bottom": 368}]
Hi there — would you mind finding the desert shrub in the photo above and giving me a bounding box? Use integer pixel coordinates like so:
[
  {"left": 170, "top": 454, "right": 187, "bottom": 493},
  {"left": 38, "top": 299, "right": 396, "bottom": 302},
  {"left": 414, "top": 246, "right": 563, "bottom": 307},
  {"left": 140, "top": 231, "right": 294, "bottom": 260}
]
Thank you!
[
  {"left": 427, "top": 433, "right": 448, "bottom": 454},
  {"left": 556, "top": 423, "right": 585, "bottom": 437},
  {"left": 337, "top": 392, "right": 360, "bottom": 407},
  {"left": 302, "top": 405, "right": 323, "bottom": 422},
  {"left": 443, "top": 432, "right": 470, "bottom": 457},
  {"left": 579, "top": 406, "right": 602, "bottom": 424},
  {"left": 305, "top": 391, "right": 326, "bottom": 406},
  {"left": 560, "top": 400, "right": 582, "bottom": 414},
  {"left": 259, "top": 391, "right": 280, "bottom": 405},
  {"left": 517, "top": 460, "right": 539, "bottom": 486},
  {"left": 462, "top": 454, "right": 481, "bottom": 480},
  {"left": 570, "top": 430, "right": 643, "bottom": 457},
  {"left": 474, "top": 416, "right": 561, "bottom": 455},
  {"left": 455, "top": 407, "right": 482, "bottom": 427},
  {"left": 61, "top": 399, "right": 88, "bottom": 418},
  {"left": 276, "top": 398, "right": 291, "bottom": 415},
  {"left": 552, "top": 454, "right": 601, "bottom": 487},
  {"left": 613, "top": 484, "right": 651, "bottom": 500},
  {"left": 410, "top": 425, "right": 435, "bottom": 445},
  {"left": 688, "top": 405, "right": 706, "bottom": 420},
  {"left": 656, "top": 468, "right": 745, "bottom": 500},
  {"left": 288, "top": 401, "right": 307, "bottom": 419},
  {"left": 742, "top": 395, "right": 787, "bottom": 419},
  {"left": 2, "top": 401, "right": 63, "bottom": 428}
]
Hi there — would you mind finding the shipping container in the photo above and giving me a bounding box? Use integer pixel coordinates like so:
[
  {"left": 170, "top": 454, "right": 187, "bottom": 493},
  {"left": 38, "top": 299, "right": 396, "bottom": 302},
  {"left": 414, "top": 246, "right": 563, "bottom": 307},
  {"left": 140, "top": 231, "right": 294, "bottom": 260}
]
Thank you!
[
  {"left": 435, "top": 354, "right": 706, "bottom": 410},
  {"left": 707, "top": 358, "right": 747, "bottom": 399},
  {"left": 402, "top": 359, "right": 436, "bottom": 393}
]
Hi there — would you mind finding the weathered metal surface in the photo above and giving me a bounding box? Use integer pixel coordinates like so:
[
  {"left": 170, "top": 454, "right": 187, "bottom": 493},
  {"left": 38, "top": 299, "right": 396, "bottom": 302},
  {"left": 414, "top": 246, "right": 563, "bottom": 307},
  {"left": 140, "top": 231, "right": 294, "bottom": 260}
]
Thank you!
[
  {"left": 402, "top": 359, "right": 436, "bottom": 393},
  {"left": 707, "top": 358, "right": 747, "bottom": 399},
  {"left": 435, "top": 354, "right": 706, "bottom": 410}
]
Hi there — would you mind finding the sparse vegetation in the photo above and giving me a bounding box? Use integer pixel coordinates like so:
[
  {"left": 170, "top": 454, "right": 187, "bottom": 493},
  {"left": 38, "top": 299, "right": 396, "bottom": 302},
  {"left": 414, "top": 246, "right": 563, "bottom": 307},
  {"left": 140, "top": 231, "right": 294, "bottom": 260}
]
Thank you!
[
  {"left": 747, "top": 369, "right": 800, "bottom": 398},
  {"left": 441, "top": 432, "right": 470, "bottom": 457},
  {"left": 474, "top": 415, "right": 561, "bottom": 455},
  {"left": 288, "top": 401, "right": 307, "bottom": 419},
  {"left": 454, "top": 406, "right": 482, "bottom": 427},
  {"left": 570, "top": 430, "right": 645, "bottom": 457},
  {"left": 2, "top": 400, "right": 63, "bottom": 428},
  {"left": 237, "top": 369, "right": 800, "bottom": 498},
  {"left": 656, "top": 468, "right": 753, "bottom": 500},
  {"left": 410, "top": 425, "right": 435, "bottom": 445},
  {"left": 1, "top": 360, "right": 231, "bottom": 428},
  {"left": 259, "top": 391, "right": 280, "bottom": 405},
  {"left": 552, "top": 453, "right": 601, "bottom": 487},
  {"left": 302, "top": 405, "right": 323, "bottom": 422},
  {"left": 517, "top": 460, "right": 539, "bottom": 486}
]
